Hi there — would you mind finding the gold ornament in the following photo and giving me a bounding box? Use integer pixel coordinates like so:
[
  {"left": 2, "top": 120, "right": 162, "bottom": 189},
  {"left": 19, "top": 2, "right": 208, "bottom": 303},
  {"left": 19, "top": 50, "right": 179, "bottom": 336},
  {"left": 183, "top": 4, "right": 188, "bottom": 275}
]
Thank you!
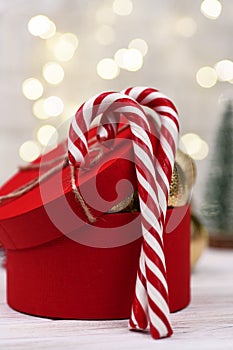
[
  {"left": 175, "top": 149, "right": 196, "bottom": 190},
  {"left": 168, "top": 162, "right": 189, "bottom": 207},
  {"left": 108, "top": 148, "right": 196, "bottom": 213}
]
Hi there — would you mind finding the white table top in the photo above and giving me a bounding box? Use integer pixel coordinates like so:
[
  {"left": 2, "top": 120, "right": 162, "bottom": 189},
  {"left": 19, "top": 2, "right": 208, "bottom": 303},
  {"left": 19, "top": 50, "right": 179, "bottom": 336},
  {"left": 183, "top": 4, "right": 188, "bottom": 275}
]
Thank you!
[{"left": 0, "top": 248, "right": 233, "bottom": 350}]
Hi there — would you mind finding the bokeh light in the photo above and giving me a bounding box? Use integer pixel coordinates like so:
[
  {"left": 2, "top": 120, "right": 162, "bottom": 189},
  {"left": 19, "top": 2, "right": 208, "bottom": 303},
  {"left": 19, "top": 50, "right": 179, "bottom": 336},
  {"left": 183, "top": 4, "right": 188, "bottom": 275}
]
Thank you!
[
  {"left": 37, "top": 125, "right": 58, "bottom": 146},
  {"left": 196, "top": 66, "right": 217, "bottom": 88},
  {"left": 179, "top": 133, "right": 209, "bottom": 160},
  {"left": 62, "top": 33, "right": 79, "bottom": 49},
  {"left": 19, "top": 140, "right": 41, "bottom": 162},
  {"left": 113, "top": 0, "right": 133, "bottom": 16},
  {"left": 43, "top": 96, "right": 64, "bottom": 116},
  {"left": 54, "top": 41, "right": 75, "bottom": 61},
  {"left": 46, "top": 32, "right": 62, "bottom": 51},
  {"left": 114, "top": 48, "right": 143, "bottom": 71},
  {"left": 123, "top": 48, "right": 143, "bottom": 71},
  {"left": 22, "top": 78, "right": 44, "bottom": 100},
  {"left": 28, "top": 15, "right": 51, "bottom": 37},
  {"left": 128, "top": 38, "right": 148, "bottom": 56},
  {"left": 175, "top": 17, "right": 197, "bottom": 37},
  {"left": 192, "top": 140, "right": 209, "bottom": 160},
  {"left": 39, "top": 20, "right": 56, "bottom": 39},
  {"left": 180, "top": 133, "right": 202, "bottom": 155},
  {"left": 48, "top": 32, "right": 79, "bottom": 62},
  {"left": 114, "top": 48, "right": 128, "bottom": 68},
  {"left": 97, "top": 58, "right": 120, "bottom": 79},
  {"left": 33, "top": 99, "right": 49, "bottom": 120},
  {"left": 95, "top": 25, "right": 115, "bottom": 45},
  {"left": 200, "top": 0, "right": 222, "bottom": 20},
  {"left": 215, "top": 59, "right": 233, "bottom": 81},
  {"left": 42, "top": 62, "right": 64, "bottom": 85}
]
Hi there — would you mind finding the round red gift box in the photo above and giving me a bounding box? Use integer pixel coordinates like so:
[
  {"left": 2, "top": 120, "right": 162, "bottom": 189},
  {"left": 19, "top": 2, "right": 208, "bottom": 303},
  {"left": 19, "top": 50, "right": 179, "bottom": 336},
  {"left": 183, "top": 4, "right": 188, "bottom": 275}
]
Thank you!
[
  {"left": 0, "top": 206, "right": 190, "bottom": 319},
  {"left": 0, "top": 126, "right": 190, "bottom": 319}
]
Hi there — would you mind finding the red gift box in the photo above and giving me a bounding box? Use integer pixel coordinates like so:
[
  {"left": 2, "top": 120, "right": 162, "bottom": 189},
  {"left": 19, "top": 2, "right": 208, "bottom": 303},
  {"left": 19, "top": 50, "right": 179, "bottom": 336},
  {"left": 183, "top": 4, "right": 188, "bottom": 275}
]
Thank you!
[{"left": 0, "top": 126, "right": 190, "bottom": 319}]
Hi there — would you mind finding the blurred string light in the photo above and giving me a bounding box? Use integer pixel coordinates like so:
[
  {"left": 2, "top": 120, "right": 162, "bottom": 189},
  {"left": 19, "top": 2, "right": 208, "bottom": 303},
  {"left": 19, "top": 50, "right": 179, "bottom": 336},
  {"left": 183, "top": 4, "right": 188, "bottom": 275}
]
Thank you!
[
  {"left": 97, "top": 58, "right": 120, "bottom": 79},
  {"left": 196, "top": 66, "right": 217, "bottom": 88},
  {"left": 97, "top": 38, "right": 146, "bottom": 80},
  {"left": 23, "top": 15, "right": 82, "bottom": 160},
  {"left": 33, "top": 99, "right": 49, "bottom": 120},
  {"left": 175, "top": 17, "right": 197, "bottom": 37},
  {"left": 53, "top": 33, "right": 78, "bottom": 61},
  {"left": 113, "top": 0, "right": 133, "bottom": 16},
  {"left": 95, "top": 25, "right": 115, "bottom": 45},
  {"left": 22, "top": 78, "right": 44, "bottom": 100},
  {"left": 62, "top": 33, "right": 79, "bottom": 49},
  {"left": 28, "top": 15, "right": 56, "bottom": 39},
  {"left": 122, "top": 48, "right": 143, "bottom": 71},
  {"left": 46, "top": 32, "right": 62, "bottom": 51},
  {"left": 179, "top": 133, "right": 209, "bottom": 160},
  {"left": 43, "top": 96, "right": 64, "bottom": 117},
  {"left": 196, "top": 60, "right": 233, "bottom": 88},
  {"left": 28, "top": 15, "right": 51, "bottom": 36},
  {"left": 128, "top": 38, "right": 148, "bottom": 56},
  {"left": 200, "top": 0, "right": 222, "bottom": 20},
  {"left": 46, "top": 32, "right": 79, "bottom": 62},
  {"left": 37, "top": 124, "right": 58, "bottom": 146},
  {"left": 42, "top": 62, "right": 64, "bottom": 85},
  {"left": 215, "top": 59, "right": 233, "bottom": 82},
  {"left": 114, "top": 48, "right": 128, "bottom": 68},
  {"left": 114, "top": 48, "right": 143, "bottom": 71},
  {"left": 19, "top": 140, "right": 41, "bottom": 162},
  {"left": 54, "top": 40, "right": 74, "bottom": 61},
  {"left": 39, "top": 20, "right": 56, "bottom": 39}
]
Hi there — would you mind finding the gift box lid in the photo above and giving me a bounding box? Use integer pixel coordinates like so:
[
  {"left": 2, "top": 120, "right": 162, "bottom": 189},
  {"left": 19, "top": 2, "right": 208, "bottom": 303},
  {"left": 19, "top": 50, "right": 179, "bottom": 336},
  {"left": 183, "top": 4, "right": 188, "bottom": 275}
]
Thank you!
[{"left": 0, "top": 125, "right": 138, "bottom": 250}]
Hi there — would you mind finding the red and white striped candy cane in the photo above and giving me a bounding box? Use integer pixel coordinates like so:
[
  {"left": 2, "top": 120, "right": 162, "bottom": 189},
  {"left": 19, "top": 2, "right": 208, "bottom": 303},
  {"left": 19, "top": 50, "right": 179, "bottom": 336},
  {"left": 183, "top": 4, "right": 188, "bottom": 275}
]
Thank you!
[
  {"left": 93, "top": 87, "right": 179, "bottom": 337},
  {"left": 96, "top": 111, "right": 119, "bottom": 148},
  {"left": 68, "top": 91, "right": 151, "bottom": 165},
  {"left": 122, "top": 87, "right": 179, "bottom": 220},
  {"left": 121, "top": 87, "right": 179, "bottom": 338},
  {"left": 68, "top": 89, "right": 178, "bottom": 339}
]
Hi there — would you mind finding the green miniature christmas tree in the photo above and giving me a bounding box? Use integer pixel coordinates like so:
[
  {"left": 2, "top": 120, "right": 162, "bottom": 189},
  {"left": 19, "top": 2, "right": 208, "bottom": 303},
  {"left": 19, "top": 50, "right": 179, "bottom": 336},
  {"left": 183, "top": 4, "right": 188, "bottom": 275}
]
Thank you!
[{"left": 201, "top": 101, "right": 233, "bottom": 247}]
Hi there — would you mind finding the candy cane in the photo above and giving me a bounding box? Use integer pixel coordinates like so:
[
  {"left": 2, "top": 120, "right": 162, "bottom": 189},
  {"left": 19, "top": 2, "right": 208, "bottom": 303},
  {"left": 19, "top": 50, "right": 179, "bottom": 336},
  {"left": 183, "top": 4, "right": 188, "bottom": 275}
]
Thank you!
[
  {"left": 94, "top": 87, "right": 179, "bottom": 337},
  {"left": 68, "top": 90, "right": 177, "bottom": 339},
  {"left": 68, "top": 92, "right": 151, "bottom": 165},
  {"left": 96, "top": 111, "right": 119, "bottom": 147},
  {"left": 121, "top": 87, "right": 179, "bottom": 337},
  {"left": 122, "top": 87, "right": 179, "bottom": 219}
]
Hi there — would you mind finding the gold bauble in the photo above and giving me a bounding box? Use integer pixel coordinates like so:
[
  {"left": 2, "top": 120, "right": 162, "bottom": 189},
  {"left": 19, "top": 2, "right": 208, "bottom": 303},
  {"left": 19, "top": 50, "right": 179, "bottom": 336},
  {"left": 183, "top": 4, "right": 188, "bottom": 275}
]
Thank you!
[
  {"left": 108, "top": 148, "right": 197, "bottom": 212},
  {"left": 175, "top": 149, "right": 196, "bottom": 190},
  {"left": 168, "top": 162, "right": 189, "bottom": 207}
]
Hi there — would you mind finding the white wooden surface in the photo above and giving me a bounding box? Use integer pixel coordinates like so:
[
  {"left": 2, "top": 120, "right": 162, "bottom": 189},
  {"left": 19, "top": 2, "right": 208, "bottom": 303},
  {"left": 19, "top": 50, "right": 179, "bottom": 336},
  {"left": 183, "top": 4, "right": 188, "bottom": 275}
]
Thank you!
[{"left": 0, "top": 248, "right": 233, "bottom": 350}]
